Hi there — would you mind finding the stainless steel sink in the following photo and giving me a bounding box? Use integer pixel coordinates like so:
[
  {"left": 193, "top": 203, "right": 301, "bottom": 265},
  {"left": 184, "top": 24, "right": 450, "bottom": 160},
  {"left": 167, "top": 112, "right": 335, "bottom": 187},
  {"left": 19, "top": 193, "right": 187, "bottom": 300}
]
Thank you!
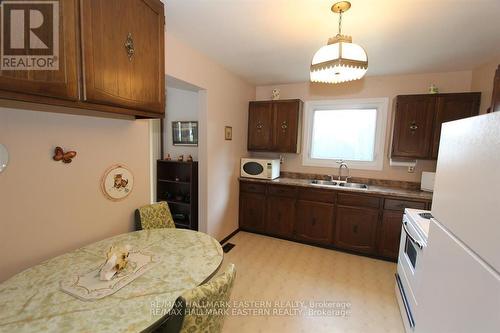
[
  {"left": 338, "top": 182, "right": 368, "bottom": 189},
  {"left": 309, "top": 180, "right": 339, "bottom": 186},
  {"left": 309, "top": 179, "right": 368, "bottom": 189}
]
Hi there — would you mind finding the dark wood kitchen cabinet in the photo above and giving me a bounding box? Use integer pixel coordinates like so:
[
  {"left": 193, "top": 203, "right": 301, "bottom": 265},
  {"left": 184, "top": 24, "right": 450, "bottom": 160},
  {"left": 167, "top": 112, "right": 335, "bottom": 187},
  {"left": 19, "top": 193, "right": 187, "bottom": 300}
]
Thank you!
[
  {"left": 334, "top": 206, "right": 379, "bottom": 255},
  {"left": 239, "top": 180, "right": 431, "bottom": 261},
  {"left": 391, "top": 95, "right": 435, "bottom": 159},
  {"left": 295, "top": 200, "right": 334, "bottom": 245},
  {"left": 431, "top": 93, "right": 480, "bottom": 158},
  {"left": 0, "top": 0, "right": 79, "bottom": 101},
  {"left": 239, "top": 192, "right": 266, "bottom": 232},
  {"left": 80, "top": 0, "right": 165, "bottom": 114},
  {"left": 489, "top": 65, "right": 500, "bottom": 113},
  {"left": 0, "top": 0, "right": 165, "bottom": 119},
  {"left": 248, "top": 99, "right": 302, "bottom": 153},
  {"left": 392, "top": 93, "right": 480, "bottom": 159},
  {"left": 378, "top": 211, "right": 404, "bottom": 259},
  {"left": 247, "top": 101, "right": 273, "bottom": 150},
  {"left": 266, "top": 195, "right": 296, "bottom": 238}
]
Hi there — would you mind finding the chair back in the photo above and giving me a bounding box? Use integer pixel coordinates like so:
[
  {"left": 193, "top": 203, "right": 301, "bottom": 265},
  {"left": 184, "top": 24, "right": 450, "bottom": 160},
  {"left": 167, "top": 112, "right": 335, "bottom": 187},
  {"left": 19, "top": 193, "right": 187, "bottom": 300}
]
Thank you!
[
  {"left": 135, "top": 201, "right": 175, "bottom": 230},
  {"left": 158, "top": 263, "right": 236, "bottom": 333}
]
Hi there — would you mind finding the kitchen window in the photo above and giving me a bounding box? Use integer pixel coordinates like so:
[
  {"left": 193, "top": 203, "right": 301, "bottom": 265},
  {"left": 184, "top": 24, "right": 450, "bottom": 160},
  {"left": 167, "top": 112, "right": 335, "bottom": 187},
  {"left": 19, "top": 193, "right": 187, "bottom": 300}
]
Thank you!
[{"left": 302, "top": 98, "right": 389, "bottom": 170}]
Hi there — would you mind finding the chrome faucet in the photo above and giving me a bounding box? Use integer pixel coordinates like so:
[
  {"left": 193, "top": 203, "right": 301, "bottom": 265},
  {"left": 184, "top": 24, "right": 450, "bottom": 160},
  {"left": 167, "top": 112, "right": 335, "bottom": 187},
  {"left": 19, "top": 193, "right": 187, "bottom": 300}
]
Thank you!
[{"left": 337, "top": 160, "right": 351, "bottom": 182}]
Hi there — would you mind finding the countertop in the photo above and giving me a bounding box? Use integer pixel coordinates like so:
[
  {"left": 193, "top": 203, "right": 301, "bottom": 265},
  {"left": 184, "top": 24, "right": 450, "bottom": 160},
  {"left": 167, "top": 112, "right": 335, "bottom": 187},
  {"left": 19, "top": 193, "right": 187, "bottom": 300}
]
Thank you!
[{"left": 240, "top": 177, "right": 433, "bottom": 201}]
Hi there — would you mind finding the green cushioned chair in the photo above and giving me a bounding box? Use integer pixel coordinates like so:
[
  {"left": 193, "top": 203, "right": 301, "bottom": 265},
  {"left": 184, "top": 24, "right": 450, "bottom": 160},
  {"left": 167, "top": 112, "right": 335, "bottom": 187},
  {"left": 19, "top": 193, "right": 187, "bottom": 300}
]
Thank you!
[
  {"left": 155, "top": 263, "right": 236, "bottom": 333},
  {"left": 134, "top": 201, "right": 176, "bottom": 230}
]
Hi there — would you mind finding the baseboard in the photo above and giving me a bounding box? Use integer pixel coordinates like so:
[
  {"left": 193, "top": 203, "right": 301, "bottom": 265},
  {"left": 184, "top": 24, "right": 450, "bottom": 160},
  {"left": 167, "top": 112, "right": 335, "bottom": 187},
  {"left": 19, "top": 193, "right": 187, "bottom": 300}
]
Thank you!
[{"left": 220, "top": 228, "right": 240, "bottom": 245}]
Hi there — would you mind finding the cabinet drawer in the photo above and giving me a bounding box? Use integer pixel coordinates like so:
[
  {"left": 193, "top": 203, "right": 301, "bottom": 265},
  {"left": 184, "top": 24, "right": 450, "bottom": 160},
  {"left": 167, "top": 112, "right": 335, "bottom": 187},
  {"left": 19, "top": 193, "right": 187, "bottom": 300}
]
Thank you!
[
  {"left": 240, "top": 182, "right": 266, "bottom": 194},
  {"left": 338, "top": 193, "right": 381, "bottom": 209},
  {"left": 298, "top": 188, "right": 335, "bottom": 203},
  {"left": 268, "top": 185, "right": 297, "bottom": 198},
  {"left": 384, "top": 199, "right": 427, "bottom": 212}
]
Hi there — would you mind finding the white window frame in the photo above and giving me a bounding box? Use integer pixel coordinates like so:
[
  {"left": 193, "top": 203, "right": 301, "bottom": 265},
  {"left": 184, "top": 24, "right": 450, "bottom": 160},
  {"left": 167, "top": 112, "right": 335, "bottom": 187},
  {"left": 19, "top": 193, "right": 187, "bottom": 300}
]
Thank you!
[{"left": 302, "top": 97, "right": 389, "bottom": 171}]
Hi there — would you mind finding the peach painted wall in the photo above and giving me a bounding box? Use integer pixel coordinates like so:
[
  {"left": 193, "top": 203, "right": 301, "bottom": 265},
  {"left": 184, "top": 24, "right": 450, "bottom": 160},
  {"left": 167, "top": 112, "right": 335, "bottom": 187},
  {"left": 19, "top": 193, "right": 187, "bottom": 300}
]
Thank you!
[
  {"left": 0, "top": 108, "right": 151, "bottom": 282},
  {"left": 165, "top": 32, "right": 255, "bottom": 241},
  {"left": 255, "top": 71, "right": 473, "bottom": 182},
  {"left": 471, "top": 55, "right": 500, "bottom": 114}
]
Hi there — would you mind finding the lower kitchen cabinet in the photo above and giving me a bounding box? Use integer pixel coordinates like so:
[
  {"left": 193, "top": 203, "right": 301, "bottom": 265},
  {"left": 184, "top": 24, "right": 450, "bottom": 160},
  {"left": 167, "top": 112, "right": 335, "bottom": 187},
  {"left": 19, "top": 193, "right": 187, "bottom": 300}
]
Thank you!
[
  {"left": 238, "top": 180, "right": 431, "bottom": 262},
  {"left": 378, "top": 211, "right": 404, "bottom": 259},
  {"left": 334, "top": 206, "right": 379, "bottom": 254},
  {"left": 239, "top": 191, "right": 266, "bottom": 232},
  {"left": 266, "top": 196, "right": 295, "bottom": 238},
  {"left": 295, "top": 200, "right": 334, "bottom": 245}
]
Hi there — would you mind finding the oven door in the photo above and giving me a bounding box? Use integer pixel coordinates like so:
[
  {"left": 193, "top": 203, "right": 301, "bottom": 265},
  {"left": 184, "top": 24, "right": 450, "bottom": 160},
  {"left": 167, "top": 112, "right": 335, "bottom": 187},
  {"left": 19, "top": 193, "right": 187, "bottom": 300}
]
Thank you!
[{"left": 397, "top": 214, "right": 425, "bottom": 331}]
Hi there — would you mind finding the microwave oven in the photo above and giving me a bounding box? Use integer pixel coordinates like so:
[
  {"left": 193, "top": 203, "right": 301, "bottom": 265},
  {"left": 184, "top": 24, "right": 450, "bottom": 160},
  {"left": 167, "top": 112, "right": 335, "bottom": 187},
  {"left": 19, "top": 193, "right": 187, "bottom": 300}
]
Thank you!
[{"left": 240, "top": 158, "right": 280, "bottom": 180}]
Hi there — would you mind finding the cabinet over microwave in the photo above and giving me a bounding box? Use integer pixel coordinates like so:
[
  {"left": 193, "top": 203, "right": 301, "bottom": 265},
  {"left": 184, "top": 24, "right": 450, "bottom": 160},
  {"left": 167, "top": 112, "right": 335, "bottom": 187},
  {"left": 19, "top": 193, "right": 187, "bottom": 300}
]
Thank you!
[{"left": 240, "top": 158, "right": 280, "bottom": 180}]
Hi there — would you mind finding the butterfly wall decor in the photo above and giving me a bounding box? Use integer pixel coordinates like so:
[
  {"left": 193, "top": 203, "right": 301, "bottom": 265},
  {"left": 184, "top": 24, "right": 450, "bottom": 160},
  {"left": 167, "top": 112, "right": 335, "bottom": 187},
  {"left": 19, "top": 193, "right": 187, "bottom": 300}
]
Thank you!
[{"left": 53, "top": 146, "right": 77, "bottom": 163}]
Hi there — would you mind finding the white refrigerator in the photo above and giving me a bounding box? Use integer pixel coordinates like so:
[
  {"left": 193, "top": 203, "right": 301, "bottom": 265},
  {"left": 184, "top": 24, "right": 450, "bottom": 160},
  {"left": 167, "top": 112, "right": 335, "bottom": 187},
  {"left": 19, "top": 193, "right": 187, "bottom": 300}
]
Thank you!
[{"left": 415, "top": 112, "right": 500, "bottom": 332}]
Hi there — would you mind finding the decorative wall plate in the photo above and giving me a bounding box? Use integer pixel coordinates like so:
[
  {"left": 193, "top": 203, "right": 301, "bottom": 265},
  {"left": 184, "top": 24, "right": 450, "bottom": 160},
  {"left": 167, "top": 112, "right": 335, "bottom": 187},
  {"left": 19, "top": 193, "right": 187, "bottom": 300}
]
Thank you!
[{"left": 101, "top": 164, "right": 134, "bottom": 201}]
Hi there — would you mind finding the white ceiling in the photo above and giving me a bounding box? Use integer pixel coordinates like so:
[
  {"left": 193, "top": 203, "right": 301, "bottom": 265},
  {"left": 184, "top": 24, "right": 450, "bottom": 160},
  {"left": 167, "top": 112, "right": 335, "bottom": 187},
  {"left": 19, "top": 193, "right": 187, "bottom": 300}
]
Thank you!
[{"left": 164, "top": 0, "right": 500, "bottom": 85}]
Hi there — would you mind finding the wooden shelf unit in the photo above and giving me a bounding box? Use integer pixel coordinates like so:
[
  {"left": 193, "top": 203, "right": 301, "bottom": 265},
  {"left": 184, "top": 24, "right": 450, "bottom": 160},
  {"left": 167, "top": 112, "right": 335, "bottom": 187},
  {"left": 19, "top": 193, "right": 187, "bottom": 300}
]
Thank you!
[{"left": 156, "top": 160, "right": 198, "bottom": 230}]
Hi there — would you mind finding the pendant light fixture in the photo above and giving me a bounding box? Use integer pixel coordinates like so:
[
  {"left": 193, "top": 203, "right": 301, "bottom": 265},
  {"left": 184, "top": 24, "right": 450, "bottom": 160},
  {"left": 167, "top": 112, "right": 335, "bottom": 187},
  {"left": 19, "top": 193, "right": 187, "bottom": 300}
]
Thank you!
[{"left": 310, "top": 1, "right": 368, "bottom": 84}]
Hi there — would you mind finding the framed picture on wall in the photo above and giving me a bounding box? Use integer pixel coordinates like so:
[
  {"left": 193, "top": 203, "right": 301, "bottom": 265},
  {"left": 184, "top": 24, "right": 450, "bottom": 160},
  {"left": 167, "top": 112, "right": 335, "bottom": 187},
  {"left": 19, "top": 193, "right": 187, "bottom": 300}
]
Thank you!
[
  {"left": 172, "top": 121, "right": 198, "bottom": 146},
  {"left": 225, "top": 126, "right": 232, "bottom": 140}
]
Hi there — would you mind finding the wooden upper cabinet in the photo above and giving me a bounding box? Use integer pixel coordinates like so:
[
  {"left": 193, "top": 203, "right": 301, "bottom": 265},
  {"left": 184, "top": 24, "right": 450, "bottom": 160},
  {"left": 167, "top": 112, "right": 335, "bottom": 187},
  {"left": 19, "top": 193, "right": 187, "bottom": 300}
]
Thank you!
[
  {"left": 490, "top": 65, "right": 500, "bottom": 113},
  {"left": 272, "top": 100, "right": 301, "bottom": 152},
  {"left": 248, "top": 101, "right": 273, "bottom": 150},
  {"left": 431, "top": 93, "right": 480, "bottom": 158},
  {"left": 248, "top": 99, "right": 302, "bottom": 153},
  {"left": 0, "top": 0, "right": 79, "bottom": 101},
  {"left": 392, "top": 95, "right": 435, "bottom": 159},
  {"left": 80, "top": 0, "right": 165, "bottom": 114},
  {"left": 392, "top": 93, "right": 480, "bottom": 160}
]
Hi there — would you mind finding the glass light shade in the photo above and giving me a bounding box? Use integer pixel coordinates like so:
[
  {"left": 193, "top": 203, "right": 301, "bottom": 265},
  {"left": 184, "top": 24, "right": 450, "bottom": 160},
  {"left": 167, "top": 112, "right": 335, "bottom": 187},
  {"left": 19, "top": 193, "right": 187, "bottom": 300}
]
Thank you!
[{"left": 310, "top": 37, "right": 368, "bottom": 84}]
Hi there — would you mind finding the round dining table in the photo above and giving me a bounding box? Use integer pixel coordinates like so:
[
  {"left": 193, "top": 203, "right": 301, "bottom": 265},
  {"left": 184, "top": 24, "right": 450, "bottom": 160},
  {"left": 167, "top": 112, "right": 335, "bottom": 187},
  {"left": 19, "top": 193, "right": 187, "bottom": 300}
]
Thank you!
[{"left": 0, "top": 229, "right": 223, "bottom": 333}]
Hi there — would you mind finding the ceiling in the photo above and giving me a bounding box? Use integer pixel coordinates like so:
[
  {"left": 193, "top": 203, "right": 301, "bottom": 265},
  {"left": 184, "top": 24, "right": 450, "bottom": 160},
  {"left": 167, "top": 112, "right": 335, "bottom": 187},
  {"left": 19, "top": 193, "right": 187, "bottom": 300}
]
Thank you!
[{"left": 164, "top": 0, "right": 500, "bottom": 85}]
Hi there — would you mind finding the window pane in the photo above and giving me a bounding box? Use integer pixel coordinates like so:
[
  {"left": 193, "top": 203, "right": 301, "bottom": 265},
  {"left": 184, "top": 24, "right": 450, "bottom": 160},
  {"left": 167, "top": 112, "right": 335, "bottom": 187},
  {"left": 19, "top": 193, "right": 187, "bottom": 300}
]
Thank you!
[{"left": 311, "top": 109, "right": 377, "bottom": 161}]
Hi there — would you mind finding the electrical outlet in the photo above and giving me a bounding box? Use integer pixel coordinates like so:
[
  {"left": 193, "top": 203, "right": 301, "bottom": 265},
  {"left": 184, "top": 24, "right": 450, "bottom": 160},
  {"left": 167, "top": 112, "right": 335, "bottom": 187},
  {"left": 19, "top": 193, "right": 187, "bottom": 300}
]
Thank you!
[{"left": 408, "top": 166, "right": 415, "bottom": 173}]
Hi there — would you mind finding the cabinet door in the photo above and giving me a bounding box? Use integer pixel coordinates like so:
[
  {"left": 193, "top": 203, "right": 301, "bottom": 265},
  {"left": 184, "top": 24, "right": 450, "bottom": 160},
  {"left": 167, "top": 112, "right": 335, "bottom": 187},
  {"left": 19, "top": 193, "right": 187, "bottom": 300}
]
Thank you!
[
  {"left": 0, "top": 0, "right": 78, "bottom": 100},
  {"left": 378, "top": 211, "right": 403, "bottom": 260},
  {"left": 491, "top": 66, "right": 500, "bottom": 113},
  {"left": 248, "top": 101, "right": 273, "bottom": 150},
  {"left": 431, "top": 93, "right": 480, "bottom": 158},
  {"left": 272, "top": 100, "right": 301, "bottom": 152},
  {"left": 295, "top": 200, "right": 334, "bottom": 245},
  {"left": 392, "top": 95, "right": 435, "bottom": 159},
  {"left": 239, "top": 192, "right": 266, "bottom": 232},
  {"left": 266, "top": 196, "right": 295, "bottom": 238},
  {"left": 334, "top": 206, "right": 379, "bottom": 254},
  {"left": 80, "top": 0, "right": 165, "bottom": 114}
]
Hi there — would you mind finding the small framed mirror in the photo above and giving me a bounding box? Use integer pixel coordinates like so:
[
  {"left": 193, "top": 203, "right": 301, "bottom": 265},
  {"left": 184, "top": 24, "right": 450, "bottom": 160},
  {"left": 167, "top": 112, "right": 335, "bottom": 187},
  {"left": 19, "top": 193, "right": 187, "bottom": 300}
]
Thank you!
[
  {"left": 172, "top": 121, "right": 198, "bottom": 146},
  {"left": 0, "top": 144, "right": 9, "bottom": 173}
]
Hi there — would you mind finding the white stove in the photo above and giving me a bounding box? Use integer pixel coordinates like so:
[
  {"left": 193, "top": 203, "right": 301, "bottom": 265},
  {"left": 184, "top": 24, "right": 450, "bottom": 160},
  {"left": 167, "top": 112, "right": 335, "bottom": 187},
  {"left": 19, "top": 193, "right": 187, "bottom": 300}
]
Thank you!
[
  {"left": 395, "top": 208, "right": 432, "bottom": 332},
  {"left": 404, "top": 208, "right": 432, "bottom": 241}
]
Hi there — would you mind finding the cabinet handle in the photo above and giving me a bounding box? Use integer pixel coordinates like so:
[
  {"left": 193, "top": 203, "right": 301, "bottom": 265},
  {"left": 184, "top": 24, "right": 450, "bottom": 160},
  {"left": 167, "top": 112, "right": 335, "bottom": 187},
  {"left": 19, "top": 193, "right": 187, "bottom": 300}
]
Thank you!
[
  {"left": 124, "top": 32, "right": 135, "bottom": 61},
  {"left": 256, "top": 123, "right": 263, "bottom": 130},
  {"left": 409, "top": 121, "right": 418, "bottom": 133},
  {"left": 281, "top": 121, "right": 288, "bottom": 131},
  {"left": 353, "top": 225, "right": 358, "bottom": 233}
]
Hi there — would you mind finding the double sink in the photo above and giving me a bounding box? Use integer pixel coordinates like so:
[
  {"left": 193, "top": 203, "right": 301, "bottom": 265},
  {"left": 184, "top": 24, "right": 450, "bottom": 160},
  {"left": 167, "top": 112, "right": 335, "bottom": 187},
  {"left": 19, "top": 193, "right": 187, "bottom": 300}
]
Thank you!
[{"left": 309, "top": 179, "right": 368, "bottom": 189}]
